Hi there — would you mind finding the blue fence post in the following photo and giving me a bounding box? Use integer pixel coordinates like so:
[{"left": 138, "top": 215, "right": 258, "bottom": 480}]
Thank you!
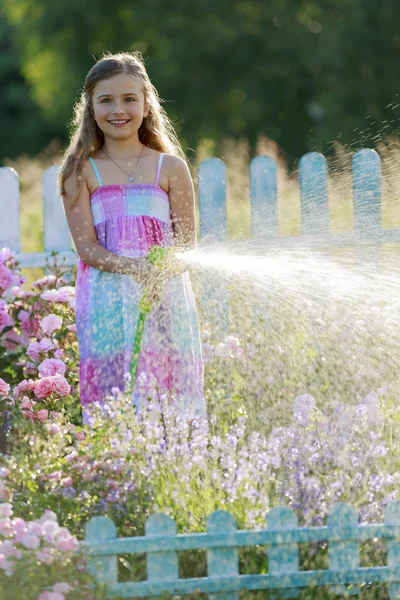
[
  {"left": 385, "top": 500, "right": 400, "bottom": 599},
  {"left": 207, "top": 510, "right": 239, "bottom": 600},
  {"left": 352, "top": 148, "right": 382, "bottom": 272},
  {"left": 328, "top": 502, "right": 360, "bottom": 596},
  {"left": 267, "top": 506, "right": 300, "bottom": 599},
  {"left": 84, "top": 516, "right": 118, "bottom": 587},
  {"left": 145, "top": 513, "right": 178, "bottom": 585},
  {"left": 197, "top": 157, "right": 229, "bottom": 336},
  {"left": 249, "top": 155, "right": 278, "bottom": 328},
  {"left": 250, "top": 155, "right": 278, "bottom": 240},
  {"left": 299, "top": 152, "right": 330, "bottom": 238}
]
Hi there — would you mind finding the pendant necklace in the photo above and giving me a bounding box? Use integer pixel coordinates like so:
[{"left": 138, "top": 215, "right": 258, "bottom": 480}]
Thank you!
[{"left": 101, "top": 143, "right": 145, "bottom": 182}]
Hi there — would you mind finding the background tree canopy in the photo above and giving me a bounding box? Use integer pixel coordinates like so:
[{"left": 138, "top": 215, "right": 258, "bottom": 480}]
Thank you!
[{"left": 1, "top": 0, "right": 399, "bottom": 167}]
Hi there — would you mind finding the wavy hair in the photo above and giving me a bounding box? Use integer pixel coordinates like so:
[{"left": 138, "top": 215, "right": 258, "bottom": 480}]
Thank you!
[{"left": 58, "top": 51, "right": 188, "bottom": 206}]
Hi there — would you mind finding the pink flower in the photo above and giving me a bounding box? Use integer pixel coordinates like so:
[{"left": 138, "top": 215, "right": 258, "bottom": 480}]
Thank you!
[
  {"left": 0, "top": 300, "right": 11, "bottom": 328},
  {"left": 40, "top": 314, "right": 62, "bottom": 335},
  {"left": 21, "top": 313, "right": 40, "bottom": 341},
  {"left": 33, "top": 378, "right": 55, "bottom": 399},
  {"left": 39, "top": 358, "right": 66, "bottom": 378},
  {"left": 39, "top": 338, "right": 55, "bottom": 353},
  {"left": 51, "top": 374, "right": 71, "bottom": 397},
  {"left": 40, "top": 289, "right": 61, "bottom": 302},
  {"left": 1, "top": 328, "right": 20, "bottom": 352},
  {"left": 18, "top": 533, "right": 40, "bottom": 549},
  {"left": 36, "top": 409, "right": 49, "bottom": 422},
  {"left": 55, "top": 534, "right": 79, "bottom": 552},
  {"left": 0, "top": 248, "right": 15, "bottom": 264},
  {"left": 34, "top": 374, "right": 70, "bottom": 399},
  {"left": 38, "top": 592, "right": 65, "bottom": 600},
  {"left": 73, "top": 430, "right": 86, "bottom": 441},
  {"left": 0, "top": 264, "right": 12, "bottom": 290},
  {"left": 0, "top": 378, "right": 10, "bottom": 396},
  {"left": 54, "top": 348, "right": 64, "bottom": 359},
  {"left": 61, "top": 477, "right": 73, "bottom": 487},
  {"left": 47, "top": 423, "right": 61, "bottom": 435},
  {"left": 27, "top": 341, "right": 41, "bottom": 360},
  {"left": 17, "top": 309, "right": 30, "bottom": 323},
  {"left": 67, "top": 323, "right": 77, "bottom": 334},
  {"left": 53, "top": 583, "right": 73, "bottom": 594},
  {"left": 14, "top": 379, "right": 37, "bottom": 397},
  {"left": 0, "top": 503, "right": 13, "bottom": 518}
]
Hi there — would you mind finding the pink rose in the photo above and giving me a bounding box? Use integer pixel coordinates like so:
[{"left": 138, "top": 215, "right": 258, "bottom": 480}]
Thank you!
[
  {"left": 40, "top": 290, "right": 60, "bottom": 302},
  {"left": 39, "top": 338, "right": 55, "bottom": 353},
  {"left": 0, "top": 377, "right": 10, "bottom": 396},
  {"left": 0, "top": 248, "right": 15, "bottom": 264},
  {"left": 0, "top": 300, "right": 11, "bottom": 329},
  {"left": 54, "top": 348, "right": 64, "bottom": 359},
  {"left": 61, "top": 477, "right": 73, "bottom": 487},
  {"left": 36, "top": 409, "right": 49, "bottom": 422},
  {"left": 51, "top": 374, "right": 71, "bottom": 397},
  {"left": 17, "top": 310, "right": 30, "bottom": 323},
  {"left": 34, "top": 374, "right": 70, "bottom": 399},
  {"left": 55, "top": 535, "right": 79, "bottom": 552},
  {"left": 34, "top": 378, "right": 55, "bottom": 399},
  {"left": 1, "top": 329, "right": 20, "bottom": 352},
  {"left": 26, "top": 341, "right": 41, "bottom": 360},
  {"left": 40, "top": 314, "right": 62, "bottom": 335},
  {"left": 21, "top": 313, "right": 40, "bottom": 341},
  {"left": 14, "top": 379, "right": 37, "bottom": 397},
  {"left": 0, "top": 264, "right": 12, "bottom": 290},
  {"left": 39, "top": 358, "right": 66, "bottom": 378},
  {"left": 67, "top": 323, "right": 77, "bottom": 334}
]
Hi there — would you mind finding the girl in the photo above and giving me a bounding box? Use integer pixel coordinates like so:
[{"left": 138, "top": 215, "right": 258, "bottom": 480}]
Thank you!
[{"left": 58, "top": 51, "right": 206, "bottom": 418}]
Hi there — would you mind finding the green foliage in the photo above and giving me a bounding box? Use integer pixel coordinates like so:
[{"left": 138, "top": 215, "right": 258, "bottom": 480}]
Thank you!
[{"left": 1, "top": 0, "right": 400, "bottom": 163}]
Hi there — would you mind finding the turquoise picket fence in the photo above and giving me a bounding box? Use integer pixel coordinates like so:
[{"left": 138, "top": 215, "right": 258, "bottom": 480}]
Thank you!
[
  {"left": 83, "top": 501, "right": 400, "bottom": 598},
  {"left": 0, "top": 148, "right": 397, "bottom": 270}
]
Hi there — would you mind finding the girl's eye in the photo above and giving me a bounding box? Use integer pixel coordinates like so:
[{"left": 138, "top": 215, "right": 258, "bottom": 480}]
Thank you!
[{"left": 101, "top": 98, "right": 136, "bottom": 103}]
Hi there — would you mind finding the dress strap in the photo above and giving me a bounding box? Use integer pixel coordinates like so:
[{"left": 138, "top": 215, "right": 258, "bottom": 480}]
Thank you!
[
  {"left": 155, "top": 153, "right": 164, "bottom": 186},
  {"left": 88, "top": 157, "right": 103, "bottom": 187}
]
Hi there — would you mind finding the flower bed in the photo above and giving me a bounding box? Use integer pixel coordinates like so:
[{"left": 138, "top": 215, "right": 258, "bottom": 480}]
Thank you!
[{"left": 0, "top": 248, "right": 399, "bottom": 598}]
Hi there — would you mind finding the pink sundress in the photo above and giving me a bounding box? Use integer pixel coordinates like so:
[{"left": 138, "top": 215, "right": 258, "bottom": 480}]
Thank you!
[{"left": 74, "top": 152, "right": 206, "bottom": 417}]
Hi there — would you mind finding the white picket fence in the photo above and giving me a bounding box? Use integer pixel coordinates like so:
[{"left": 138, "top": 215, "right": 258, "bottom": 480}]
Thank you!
[{"left": 1, "top": 149, "right": 399, "bottom": 270}]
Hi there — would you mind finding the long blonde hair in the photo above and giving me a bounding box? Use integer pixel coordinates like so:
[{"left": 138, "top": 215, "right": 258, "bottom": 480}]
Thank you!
[{"left": 58, "top": 51, "right": 189, "bottom": 206}]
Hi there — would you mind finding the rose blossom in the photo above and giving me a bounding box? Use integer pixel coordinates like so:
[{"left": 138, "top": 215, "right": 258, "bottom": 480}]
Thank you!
[
  {"left": 34, "top": 374, "right": 70, "bottom": 399},
  {"left": 1, "top": 328, "right": 20, "bottom": 352},
  {"left": 40, "top": 314, "right": 63, "bottom": 335},
  {"left": 0, "top": 248, "right": 15, "bottom": 264},
  {"left": 14, "top": 379, "right": 37, "bottom": 397},
  {"left": 40, "top": 289, "right": 61, "bottom": 302},
  {"left": 39, "top": 358, "right": 66, "bottom": 378},
  {"left": 26, "top": 341, "right": 41, "bottom": 361},
  {"left": 0, "top": 377, "right": 10, "bottom": 396},
  {"left": 0, "top": 264, "right": 12, "bottom": 290}
]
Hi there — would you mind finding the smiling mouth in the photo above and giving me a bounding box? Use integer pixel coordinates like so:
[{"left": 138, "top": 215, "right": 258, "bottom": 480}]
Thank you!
[{"left": 108, "top": 119, "right": 131, "bottom": 125}]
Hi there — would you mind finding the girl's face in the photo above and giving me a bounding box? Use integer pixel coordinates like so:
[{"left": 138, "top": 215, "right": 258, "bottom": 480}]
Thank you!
[{"left": 92, "top": 73, "right": 149, "bottom": 137}]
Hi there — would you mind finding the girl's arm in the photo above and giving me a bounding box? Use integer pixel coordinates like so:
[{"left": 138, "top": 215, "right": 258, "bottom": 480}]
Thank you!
[
  {"left": 168, "top": 156, "right": 197, "bottom": 251},
  {"left": 62, "top": 166, "right": 150, "bottom": 282}
]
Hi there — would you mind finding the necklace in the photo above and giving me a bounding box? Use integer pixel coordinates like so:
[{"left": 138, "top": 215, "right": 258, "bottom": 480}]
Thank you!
[{"left": 101, "top": 144, "right": 145, "bottom": 182}]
